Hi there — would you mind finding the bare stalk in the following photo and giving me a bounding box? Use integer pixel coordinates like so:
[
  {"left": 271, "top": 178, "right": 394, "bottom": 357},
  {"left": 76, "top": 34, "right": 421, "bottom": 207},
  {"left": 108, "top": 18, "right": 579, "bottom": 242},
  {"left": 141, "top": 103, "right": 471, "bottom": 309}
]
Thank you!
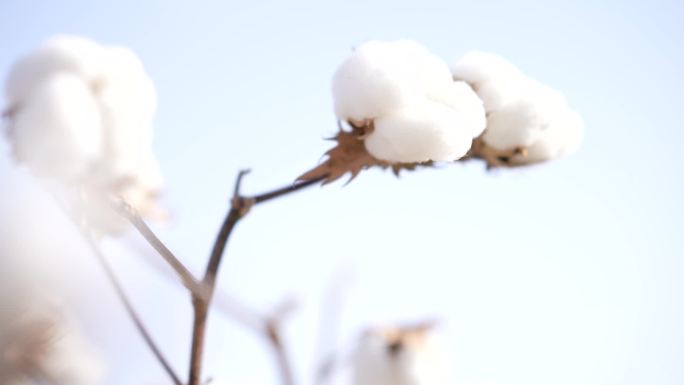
[
  {"left": 266, "top": 320, "right": 296, "bottom": 385},
  {"left": 83, "top": 235, "right": 183, "bottom": 385},
  {"left": 120, "top": 204, "right": 201, "bottom": 294},
  {"left": 187, "top": 171, "right": 326, "bottom": 385}
]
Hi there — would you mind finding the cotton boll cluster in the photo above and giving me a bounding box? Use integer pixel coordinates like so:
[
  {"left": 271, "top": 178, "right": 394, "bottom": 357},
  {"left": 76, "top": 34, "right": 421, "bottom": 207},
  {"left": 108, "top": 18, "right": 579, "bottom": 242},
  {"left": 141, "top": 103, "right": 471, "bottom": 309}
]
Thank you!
[
  {"left": 3, "top": 35, "right": 163, "bottom": 234},
  {"left": 332, "top": 40, "right": 486, "bottom": 163},
  {"left": 353, "top": 322, "right": 452, "bottom": 385},
  {"left": 452, "top": 51, "right": 583, "bottom": 166}
]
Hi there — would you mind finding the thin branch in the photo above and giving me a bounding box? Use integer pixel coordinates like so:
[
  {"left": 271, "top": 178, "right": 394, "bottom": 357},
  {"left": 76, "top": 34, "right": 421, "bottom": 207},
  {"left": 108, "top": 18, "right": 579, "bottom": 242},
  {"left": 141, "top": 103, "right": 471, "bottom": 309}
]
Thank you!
[
  {"left": 203, "top": 209, "right": 241, "bottom": 290},
  {"left": 120, "top": 204, "right": 200, "bottom": 294},
  {"left": 50, "top": 194, "right": 183, "bottom": 385},
  {"left": 204, "top": 169, "right": 251, "bottom": 285},
  {"left": 83, "top": 235, "right": 183, "bottom": 385},
  {"left": 252, "top": 175, "right": 328, "bottom": 205},
  {"left": 266, "top": 321, "right": 296, "bottom": 385}
]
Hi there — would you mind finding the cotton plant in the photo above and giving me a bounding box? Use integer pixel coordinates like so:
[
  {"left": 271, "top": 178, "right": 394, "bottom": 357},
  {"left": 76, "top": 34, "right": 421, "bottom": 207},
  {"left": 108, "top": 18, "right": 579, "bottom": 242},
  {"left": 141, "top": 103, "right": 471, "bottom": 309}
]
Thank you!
[
  {"left": 0, "top": 36, "right": 586, "bottom": 385},
  {"left": 452, "top": 51, "right": 583, "bottom": 167},
  {"left": 2, "top": 35, "right": 164, "bottom": 234}
]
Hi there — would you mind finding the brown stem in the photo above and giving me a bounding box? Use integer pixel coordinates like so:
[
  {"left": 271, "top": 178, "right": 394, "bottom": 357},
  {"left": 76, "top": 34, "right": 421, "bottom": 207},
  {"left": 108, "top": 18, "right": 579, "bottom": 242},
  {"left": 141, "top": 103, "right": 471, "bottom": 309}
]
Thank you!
[
  {"left": 187, "top": 171, "right": 323, "bottom": 385},
  {"left": 203, "top": 207, "right": 242, "bottom": 291},
  {"left": 252, "top": 175, "right": 328, "bottom": 205},
  {"left": 84, "top": 235, "right": 183, "bottom": 385},
  {"left": 266, "top": 321, "right": 296, "bottom": 385},
  {"left": 123, "top": 207, "right": 200, "bottom": 294},
  {"left": 188, "top": 170, "right": 251, "bottom": 385},
  {"left": 204, "top": 169, "right": 252, "bottom": 291},
  {"left": 188, "top": 298, "right": 209, "bottom": 385}
]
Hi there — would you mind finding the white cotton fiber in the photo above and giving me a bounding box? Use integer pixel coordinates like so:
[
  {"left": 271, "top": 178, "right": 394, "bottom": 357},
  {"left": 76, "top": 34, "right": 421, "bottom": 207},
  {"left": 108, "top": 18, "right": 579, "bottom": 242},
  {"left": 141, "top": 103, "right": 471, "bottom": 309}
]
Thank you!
[
  {"left": 97, "top": 46, "right": 157, "bottom": 176},
  {"left": 452, "top": 51, "right": 583, "bottom": 164},
  {"left": 5, "top": 36, "right": 104, "bottom": 105},
  {"left": 429, "top": 80, "right": 487, "bottom": 139},
  {"left": 515, "top": 109, "right": 584, "bottom": 163},
  {"left": 11, "top": 73, "right": 104, "bottom": 179},
  {"left": 450, "top": 51, "right": 522, "bottom": 88},
  {"left": 332, "top": 41, "right": 417, "bottom": 123},
  {"left": 367, "top": 101, "right": 476, "bottom": 163}
]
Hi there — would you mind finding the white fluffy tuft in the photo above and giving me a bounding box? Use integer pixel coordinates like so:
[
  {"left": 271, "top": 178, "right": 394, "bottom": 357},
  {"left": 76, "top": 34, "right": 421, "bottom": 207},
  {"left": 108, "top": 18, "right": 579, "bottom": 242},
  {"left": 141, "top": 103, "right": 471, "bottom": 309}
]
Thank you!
[
  {"left": 367, "top": 100, "right": 480, "bottom": 163},
  {"left": 10, "top": 73, "right": 104, "bottom": 179},
  {"left": 453, "top": 51, "right": 583, "bottom": 163}
]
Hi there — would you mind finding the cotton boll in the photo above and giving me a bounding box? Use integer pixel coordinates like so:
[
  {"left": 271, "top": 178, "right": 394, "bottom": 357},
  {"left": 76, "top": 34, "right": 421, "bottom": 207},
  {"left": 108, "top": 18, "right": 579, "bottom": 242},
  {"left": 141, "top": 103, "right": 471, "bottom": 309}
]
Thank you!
[
  {"left": 451, "top": 51, "right": 523, "bottom": 88},
  {"left": 482, "top": 81, "right": 572, "bottom": 151},
  {"left": 430, "top": 80, "right": 486, "bottom": 139},
  {"left": 474, "top": 75, "right": 528, "bottom": 112},
  {"left": 97, "top": 46, "right": 157, "bottom": 177},
  {"left": 452, "top": 50, "right": 583, "bottom": 164},
  {"left": 10, "top": 73, "right": 104, "bottom": 179},
  {"left": 452, "top": 51, "right": 527, "bottom": 113},
  {"left": 0, "top": 295, "right": 104, "bottom": 385},
  {"left": 513, "top": 109, "right": 584, "bottom": 164},
  {"left": 5, "top": 36, "right": 103, "bottom": 105},
  {"left": 5, "top": 35, "right": 164, "bottom": 235},
  {"left": 332, "top": 41, "right": 418, "bottom": 123},
  {"left": 332, "top": 40, "right": 455, "bottom": 123},
  {"left": 482, "top": 100, "right": 544, "bottom": 150},
  {"left": 40, "top": 321, "right": 105, "bottom": 385},
  {"left": 388, "top": 40, "right": 455, "bottom": 103},
  {"left": 353, "top": 325, "right": 452, "bottom": 385},
  {"left": 366, "top": 101, "right": 476, "bottom": 163}
]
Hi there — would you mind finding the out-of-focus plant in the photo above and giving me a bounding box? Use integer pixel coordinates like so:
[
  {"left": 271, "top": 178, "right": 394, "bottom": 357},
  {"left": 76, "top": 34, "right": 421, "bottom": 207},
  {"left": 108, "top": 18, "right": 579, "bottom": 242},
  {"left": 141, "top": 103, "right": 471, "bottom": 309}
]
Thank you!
[{"left": 1, "top": 36, "right": 582, "bottom": 385}]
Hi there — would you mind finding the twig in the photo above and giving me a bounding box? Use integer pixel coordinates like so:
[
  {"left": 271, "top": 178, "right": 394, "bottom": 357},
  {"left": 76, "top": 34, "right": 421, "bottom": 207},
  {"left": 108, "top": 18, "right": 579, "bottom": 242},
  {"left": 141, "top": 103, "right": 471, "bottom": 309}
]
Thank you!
[
  {"left": 120, "top": 203, "right": 201, "bottom": 294},
  {"left": 203, "top": 169, "right": 252, "bottom": 291},
  {"left": 266, "top": 320, "right": 296, "bottom": 385},
  {"left": 83, "top": 235, "right": 183, "bottom": 385},
  {"left": 252, "top": 175, "right": 328, "bottom": 205}
]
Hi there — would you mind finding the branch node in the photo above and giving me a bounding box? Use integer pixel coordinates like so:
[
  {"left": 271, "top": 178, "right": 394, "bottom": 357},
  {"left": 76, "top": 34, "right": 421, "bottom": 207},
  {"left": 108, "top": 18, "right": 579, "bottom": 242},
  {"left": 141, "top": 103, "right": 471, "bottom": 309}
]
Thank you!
[
  {"left": 231, "top": 196, "right": 255, "bottom": 217},
  {"left": 233, "top": 169, "right": 251, "bottom": 198}
]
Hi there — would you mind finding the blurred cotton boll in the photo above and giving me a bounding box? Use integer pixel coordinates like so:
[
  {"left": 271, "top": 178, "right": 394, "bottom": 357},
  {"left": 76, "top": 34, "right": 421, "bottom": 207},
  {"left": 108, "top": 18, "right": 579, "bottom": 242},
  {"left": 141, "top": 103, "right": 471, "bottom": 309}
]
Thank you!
[
  {"left": 353, "top": 322, "right": 453, "bottom": 385},
  {"left": 452, "top": 51, "right": 583, "bottom": 167},
  {"left": 330, "top": 40, "right": 485, "bottom": 165},
  {"left": 9, "top": 72, "right": 104, "bottom": 179},
  {"left": 0, "top": 296, "right": 104, "bottom": 385},
  {"left": 3, "top": 35, "right": 164, "bottom": 234}
]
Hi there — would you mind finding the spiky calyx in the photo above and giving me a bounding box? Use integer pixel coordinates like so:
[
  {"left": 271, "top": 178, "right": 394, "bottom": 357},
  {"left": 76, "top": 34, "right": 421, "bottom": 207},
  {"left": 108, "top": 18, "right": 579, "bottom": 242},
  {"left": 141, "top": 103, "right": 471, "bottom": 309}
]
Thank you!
[{"left": 297, "top": 123, "right": 431, "bottom": 184}]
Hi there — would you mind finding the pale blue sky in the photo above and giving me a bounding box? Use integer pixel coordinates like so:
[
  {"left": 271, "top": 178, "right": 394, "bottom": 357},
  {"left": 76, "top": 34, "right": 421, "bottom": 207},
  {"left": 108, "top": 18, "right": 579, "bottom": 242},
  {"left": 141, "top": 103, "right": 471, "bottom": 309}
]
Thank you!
[{"left": 0, "top": 1, "right": 682, "bottom": 385}]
